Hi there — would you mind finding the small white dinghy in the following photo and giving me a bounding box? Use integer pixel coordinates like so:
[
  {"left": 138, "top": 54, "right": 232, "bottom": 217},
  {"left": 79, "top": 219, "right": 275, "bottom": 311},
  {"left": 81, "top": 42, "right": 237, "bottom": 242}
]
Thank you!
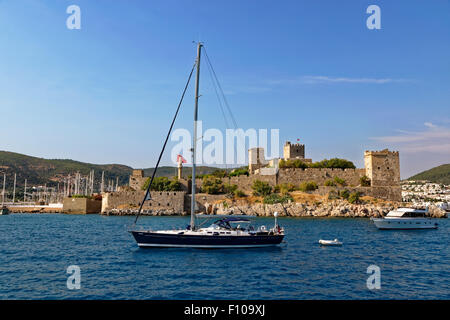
[{"left": 319, "top": 239, "right": 343, "bottom": 246}]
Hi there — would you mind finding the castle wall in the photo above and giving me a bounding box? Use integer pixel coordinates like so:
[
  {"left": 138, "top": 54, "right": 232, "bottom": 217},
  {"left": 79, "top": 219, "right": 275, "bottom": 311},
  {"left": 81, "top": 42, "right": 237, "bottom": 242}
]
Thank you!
[
  {"left": 278, "top": 168, "right": 366, "bottom": 187},
  {"left": 101, "top": 191, "right": 185, "bottom": 214},
  {"left": 63, "top": 197, "right": 102, "bottom": 214}
]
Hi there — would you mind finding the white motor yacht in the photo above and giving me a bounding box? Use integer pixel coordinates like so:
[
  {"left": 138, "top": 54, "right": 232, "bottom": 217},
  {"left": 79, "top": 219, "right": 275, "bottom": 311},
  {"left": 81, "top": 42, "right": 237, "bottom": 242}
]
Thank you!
[{"left": 371, "top": 208, "right": 438, "bottom": 230}]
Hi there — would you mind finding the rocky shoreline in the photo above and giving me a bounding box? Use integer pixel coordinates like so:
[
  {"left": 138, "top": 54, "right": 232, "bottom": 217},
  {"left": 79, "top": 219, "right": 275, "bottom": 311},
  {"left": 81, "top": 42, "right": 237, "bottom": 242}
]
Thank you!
[{"left": 101, "top": 201, "right": 448, "bottom": 218}]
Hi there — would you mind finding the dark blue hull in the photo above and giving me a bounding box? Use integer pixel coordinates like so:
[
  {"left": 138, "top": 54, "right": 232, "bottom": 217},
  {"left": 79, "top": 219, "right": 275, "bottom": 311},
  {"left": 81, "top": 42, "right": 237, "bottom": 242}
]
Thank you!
[{"left": 130, "top": 231, "right": 284, "bottom": 248}]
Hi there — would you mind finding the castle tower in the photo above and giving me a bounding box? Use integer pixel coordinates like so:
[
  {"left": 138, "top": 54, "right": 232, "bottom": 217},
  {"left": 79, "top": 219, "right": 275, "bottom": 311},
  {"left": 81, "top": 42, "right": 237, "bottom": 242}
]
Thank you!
[
  {"left": 248, "top": 147, "right": 267, "bottom": 174},
  {"left": 364, "top": 149, "right": 400, "bottom": 186},
  {"left": 129, "top": 169, "right": 146, "bottom": 190},
  {"left": 283, "top": 141, "right": 305, "bottom": 160}
]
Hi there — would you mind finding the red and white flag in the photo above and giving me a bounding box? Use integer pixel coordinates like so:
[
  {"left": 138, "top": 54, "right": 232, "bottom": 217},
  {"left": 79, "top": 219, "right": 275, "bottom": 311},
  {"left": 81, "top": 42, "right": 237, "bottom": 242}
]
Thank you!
[{"left": 177, "top": 154, "right": 187, "bottom": 164}]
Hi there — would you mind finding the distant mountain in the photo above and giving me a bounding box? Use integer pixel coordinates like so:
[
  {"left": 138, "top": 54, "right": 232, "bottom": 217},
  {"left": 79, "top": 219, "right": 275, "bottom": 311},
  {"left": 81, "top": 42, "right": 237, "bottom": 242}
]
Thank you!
[
  {"left": 408, "top": 164, "right": 450, "bottom": 185},
  {"left": 0, "top": 151, "right": 133, "bottom": 190},
  {"left": 0, "top": 151, "right": 227, "bottom": 191},
  {"left": 142, "top": 166, "right": 229, "bottom": 178}
]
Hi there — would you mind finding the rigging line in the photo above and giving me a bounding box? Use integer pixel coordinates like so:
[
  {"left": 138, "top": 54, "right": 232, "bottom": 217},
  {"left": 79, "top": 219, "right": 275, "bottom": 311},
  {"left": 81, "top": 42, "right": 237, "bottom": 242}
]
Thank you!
[
  {"left": 205, "top": 54, "right": 230, "bottom": 129},
  {"left": 204, "top": 47, "right": 248, "bottom": 171},
  {"left": 203, "top": 47, "right": 238, "bottom": 129},
  {"left": 133, "top": 62, "right": 197, "bottom": 226},
  {"left": 204, "top": 50, "right": 233, "bottom": 174}
]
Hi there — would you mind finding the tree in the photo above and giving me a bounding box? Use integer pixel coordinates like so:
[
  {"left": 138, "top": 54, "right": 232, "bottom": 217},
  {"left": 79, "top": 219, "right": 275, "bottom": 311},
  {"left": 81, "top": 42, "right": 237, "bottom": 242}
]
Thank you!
[
  {"left": 142, "top": 176, "right": 182, "bottom": 191},
  {"left": 201, "top": 176, "right": 223, "bottom": 194},
  {"left": 229, "top": 167, "right": 249, "bottom": 177}
]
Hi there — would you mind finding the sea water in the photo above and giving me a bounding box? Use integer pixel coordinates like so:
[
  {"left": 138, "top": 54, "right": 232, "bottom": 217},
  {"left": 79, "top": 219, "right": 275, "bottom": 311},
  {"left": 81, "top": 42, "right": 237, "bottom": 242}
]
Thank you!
[{"left": 0, "top": 214, "right": 448, "bottom": 299}]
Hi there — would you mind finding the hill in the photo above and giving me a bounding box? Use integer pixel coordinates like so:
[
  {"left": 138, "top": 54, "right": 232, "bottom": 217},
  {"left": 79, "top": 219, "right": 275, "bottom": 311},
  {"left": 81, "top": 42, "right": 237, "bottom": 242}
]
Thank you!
[
  {"left": 408, "top": 164, "right": 450, "bottom": 185},
  {"left": 0, "top": 151, "right": 133, "bottom": 190},
  {"left": 0, "top": 151, "right": 226, "bottom": 191}
]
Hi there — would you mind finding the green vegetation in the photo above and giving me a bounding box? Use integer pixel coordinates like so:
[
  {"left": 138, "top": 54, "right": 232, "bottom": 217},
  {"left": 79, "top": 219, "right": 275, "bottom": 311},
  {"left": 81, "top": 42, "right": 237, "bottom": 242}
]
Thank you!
[
  {"left": 348, "top": 191, "right": 361, "bottom": 204},
  {"left": 251, "top": 180, "right": 272, "bottom": 196},
  {"left": 360, "top": 175, "right": 371, "bottom": 187},
  {"left": 263, "top": 193, "right": 293, "bottom": 204},
  {"left": 279, "top": 159, "right": 308, "bottom": 169},
  {"left": 339, "top": 189, "right": 350, "bottom": 200},
  {"left": 298, "top": 181, "right": 318, "bottom": 192},
  {"left": 324, "top": 179, "right": 336, "bottom": 187},
  {"left": 229, "top": 167, "right": 249, "bottom": 177},
  {"left": 408, "top": 164, "right": 450, "bottom": 185},
  {"left": 201, "top": 176, "right": 223, "bottom": 194},
  {"left": 278, "top": 158, "right": 356, "bottom": 169},
  {"left": 211, "top": 169, "right": 228, "bottom": 178},
  {"left": 142, "top": 176, "right": 182, "bottom": 191},
  {"left": 309, "top": 158, "right": 356, "bottom": 169},
  {"left": 274, "top": 183, "right": 297, "bottom": 194},
  {"left": 234, "top": 189, "right": 246, "bottom": 197},
  {"left": 333, "top": 176, "right": 346, "bottom": 186}
]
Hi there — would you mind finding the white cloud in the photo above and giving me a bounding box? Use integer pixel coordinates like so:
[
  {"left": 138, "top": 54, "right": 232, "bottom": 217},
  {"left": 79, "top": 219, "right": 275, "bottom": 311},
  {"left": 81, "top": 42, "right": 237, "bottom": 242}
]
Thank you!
[
  {"left": 268, "top": 76, "right": 413, "bottom": 85},
  {"left": 424, "top": 122, "right": 437, "bottom": 128},
  {"left": 371, "top": 123, "right": 450, "bottom": 154}
]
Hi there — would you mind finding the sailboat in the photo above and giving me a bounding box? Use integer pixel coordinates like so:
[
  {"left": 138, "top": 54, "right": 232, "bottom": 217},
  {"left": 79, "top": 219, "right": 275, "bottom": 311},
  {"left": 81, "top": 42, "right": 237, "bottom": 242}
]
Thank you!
[
  {"left": 129, "top": 43, "right": 285, "bottom": 248},
  {"left": 1, "top": 173, "right": 9, "bottom": 215}
]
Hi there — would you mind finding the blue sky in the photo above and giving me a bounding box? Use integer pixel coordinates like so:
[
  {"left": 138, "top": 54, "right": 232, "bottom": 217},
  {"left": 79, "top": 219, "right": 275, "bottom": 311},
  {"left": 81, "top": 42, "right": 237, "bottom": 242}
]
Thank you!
[{"left": 0, "top": 0, "right": 449, "bottom": 178}]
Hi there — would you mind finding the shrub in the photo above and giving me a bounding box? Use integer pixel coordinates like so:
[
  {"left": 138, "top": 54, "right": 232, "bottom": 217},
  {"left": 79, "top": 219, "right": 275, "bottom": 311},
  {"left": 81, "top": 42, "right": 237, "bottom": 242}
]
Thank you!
[
  {"left": 223, "top": 183, "right": 238, "bottom": 195},
  {"left": 298, "top": 181, "right": 318, "bottom": 192},
  {"left": 229, "top": 167, "right": 249, "bottom": 177},
  {"left": 309, "top": 158, "right": 356, "bottom": 169},
  {"left": 339, "top": 189, "right": 350, "bottom": 200},
  {"left": 142, "top": 176, "right": 182, "bottom": 191},
  {"left": 360, "top": 175, "right": 371, "bottom": 187},
  {"left": 279, "top": 159, "right": 308, "bottom": 169},
  {"left": 274, "top": 183, "right": 297, "bottom": 194},
  {"left": 263, "top": 193, "right": 293, "bottom": 204},
  {"left": 252, "top": 180, "right": 272, "bottom": 196},
  {"left": 333, "top": 176, "right": 346, "bottom": 186},
  {"left": 201, "top": 176, "right": 223, "bottom": 194},
  {"left": 211, "top": 169, "right": 228, "bottom": 178},
  {"left": 324, "top": 179, "right": 336, "bottom": 187},
  {"left": 234, "top": 189, "right": 246, "bottom": 197},
  {"left": 348, "top": 191, "right": 361, "bottom": 204}
]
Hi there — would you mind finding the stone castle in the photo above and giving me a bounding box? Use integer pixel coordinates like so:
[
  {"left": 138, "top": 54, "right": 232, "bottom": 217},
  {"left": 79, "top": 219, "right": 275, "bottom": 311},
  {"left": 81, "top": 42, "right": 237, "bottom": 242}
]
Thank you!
[{"left": 101, "top": 141, "right": 401, "bottom": 214}]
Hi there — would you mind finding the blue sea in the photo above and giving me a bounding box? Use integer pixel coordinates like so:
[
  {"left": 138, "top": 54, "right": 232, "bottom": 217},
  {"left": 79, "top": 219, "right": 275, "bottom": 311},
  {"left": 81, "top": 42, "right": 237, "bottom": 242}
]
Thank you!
[{"left": 0, "top": 214, "right": 448, "bottom": 299}]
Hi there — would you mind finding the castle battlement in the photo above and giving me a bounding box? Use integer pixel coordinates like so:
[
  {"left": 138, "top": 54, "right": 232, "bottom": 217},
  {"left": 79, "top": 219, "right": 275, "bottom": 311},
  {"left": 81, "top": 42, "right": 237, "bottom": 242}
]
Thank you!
[
  {"left": 283, "top": 141, "right": 305, "bottom": 160},
  {"left": 364, "top": 149, "right": 399, "bottom": 156}
]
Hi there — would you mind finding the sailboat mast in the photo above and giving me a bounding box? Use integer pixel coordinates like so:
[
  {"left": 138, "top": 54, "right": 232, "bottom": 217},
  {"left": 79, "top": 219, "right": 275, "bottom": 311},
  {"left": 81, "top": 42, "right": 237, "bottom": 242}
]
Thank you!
[
  {"left": 2, "top": 173, "right": 5, "bottom": 206},
  {"left": 190, "top": 42, "right": 202, "bottom": 230}
]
